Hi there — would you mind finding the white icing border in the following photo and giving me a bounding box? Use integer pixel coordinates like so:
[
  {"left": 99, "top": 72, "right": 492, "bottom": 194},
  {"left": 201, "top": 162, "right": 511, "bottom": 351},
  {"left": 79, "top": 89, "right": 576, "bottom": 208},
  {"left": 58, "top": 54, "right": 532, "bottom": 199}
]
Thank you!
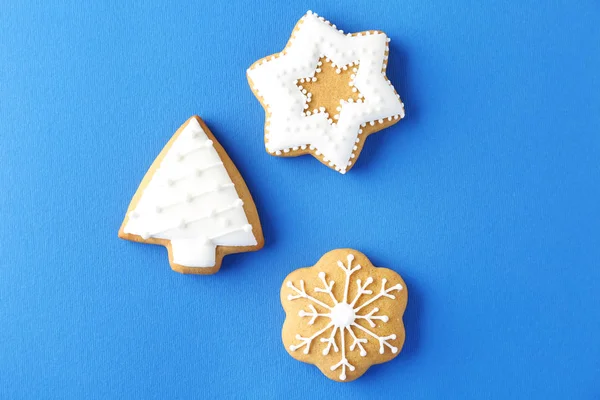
[{"left": 248, "top": 11, "right": 405, "bottom": 173}]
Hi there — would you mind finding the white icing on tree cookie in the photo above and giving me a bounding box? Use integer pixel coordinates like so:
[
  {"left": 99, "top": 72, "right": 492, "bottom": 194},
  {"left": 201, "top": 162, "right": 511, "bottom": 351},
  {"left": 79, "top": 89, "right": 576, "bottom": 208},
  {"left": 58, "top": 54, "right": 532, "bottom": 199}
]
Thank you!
[
  {"left": 248, "top": 11, "right": 405, "bottom": 173},
  {"left": 285, "top": 253, "right": 403, "bottom": 381},
  {"left": 123, "top": 118, "right": 258, "bottom": 268}
]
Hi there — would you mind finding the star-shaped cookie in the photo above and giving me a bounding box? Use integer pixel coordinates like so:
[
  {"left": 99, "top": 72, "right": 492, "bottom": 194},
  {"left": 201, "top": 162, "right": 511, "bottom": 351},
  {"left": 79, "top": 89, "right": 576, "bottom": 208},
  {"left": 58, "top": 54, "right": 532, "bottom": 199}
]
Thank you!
[{"left": 247, "top": 11, "right": 405, "bottom": 174}]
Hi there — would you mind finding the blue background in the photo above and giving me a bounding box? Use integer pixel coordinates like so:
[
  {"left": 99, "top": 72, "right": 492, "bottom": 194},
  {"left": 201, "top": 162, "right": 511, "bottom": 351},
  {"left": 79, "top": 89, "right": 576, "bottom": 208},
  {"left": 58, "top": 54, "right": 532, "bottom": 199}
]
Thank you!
[{"left": 1, "top": 1, "right": 599, "bottom": 399}]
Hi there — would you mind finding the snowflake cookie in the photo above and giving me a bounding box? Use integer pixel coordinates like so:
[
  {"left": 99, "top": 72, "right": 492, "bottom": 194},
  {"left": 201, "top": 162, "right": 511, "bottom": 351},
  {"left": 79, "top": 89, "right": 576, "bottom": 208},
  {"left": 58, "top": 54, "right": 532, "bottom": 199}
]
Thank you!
[
  {"left": 118, "top": 116, "right": 264, "bottom": 274},
  {"left": 247, "top": 11, "right": 405, "bottom": 174},
  {"left": 281, "top": 249, "right": 408, "bottom": 381}
]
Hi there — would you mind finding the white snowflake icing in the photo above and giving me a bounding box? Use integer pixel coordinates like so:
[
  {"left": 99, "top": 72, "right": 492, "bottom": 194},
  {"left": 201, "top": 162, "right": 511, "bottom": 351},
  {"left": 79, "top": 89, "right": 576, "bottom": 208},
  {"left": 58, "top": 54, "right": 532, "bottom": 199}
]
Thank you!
[{"left": 285, "top": 253, "right": 403, "bottom": 381}]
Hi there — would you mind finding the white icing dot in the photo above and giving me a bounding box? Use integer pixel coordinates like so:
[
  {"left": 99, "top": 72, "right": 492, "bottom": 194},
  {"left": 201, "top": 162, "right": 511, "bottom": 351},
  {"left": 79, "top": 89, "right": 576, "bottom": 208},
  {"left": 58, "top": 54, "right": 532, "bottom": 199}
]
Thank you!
[
  {"left": 204, "top": 139, "right": 213, "bottom": 147},
  {"left": 242, "top": 224, "right": 252, "bottom": 233},
  {"left": 235, "top": 199, "right": 244, "bottom": 207}
]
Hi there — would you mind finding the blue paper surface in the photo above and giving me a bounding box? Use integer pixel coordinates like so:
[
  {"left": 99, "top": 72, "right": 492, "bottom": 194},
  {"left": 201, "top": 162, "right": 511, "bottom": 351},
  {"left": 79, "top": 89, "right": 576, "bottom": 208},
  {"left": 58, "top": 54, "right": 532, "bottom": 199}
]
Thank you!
[{"left": 1, "top": 1, "right": 599, "bottom": 399}]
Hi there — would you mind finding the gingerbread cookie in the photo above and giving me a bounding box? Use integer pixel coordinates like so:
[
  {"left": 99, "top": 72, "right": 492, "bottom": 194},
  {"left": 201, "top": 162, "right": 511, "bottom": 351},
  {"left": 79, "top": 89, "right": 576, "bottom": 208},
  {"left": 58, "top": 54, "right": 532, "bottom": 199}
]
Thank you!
[
  {"left": 118, "top": 116, "right": 264, "bottom": 274},
  {"left": 281, "top": 249, "right": 407, "bottom": 381},
  {"left": 247, "top": 11, "right": 405, "bottom": 174}
]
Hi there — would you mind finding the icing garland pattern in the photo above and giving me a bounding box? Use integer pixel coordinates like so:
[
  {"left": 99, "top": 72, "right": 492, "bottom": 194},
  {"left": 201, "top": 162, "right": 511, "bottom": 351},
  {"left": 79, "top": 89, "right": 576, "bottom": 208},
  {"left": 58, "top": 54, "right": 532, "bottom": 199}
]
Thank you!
[
  {"left": 247, "top": 10, "right": 405, "bottom": 173},
  {"left": 122, "top": 118, "right": 258, "bottom": 269},
  {"left": 284, "top": 252, "right": 404, "bottom": 381}
]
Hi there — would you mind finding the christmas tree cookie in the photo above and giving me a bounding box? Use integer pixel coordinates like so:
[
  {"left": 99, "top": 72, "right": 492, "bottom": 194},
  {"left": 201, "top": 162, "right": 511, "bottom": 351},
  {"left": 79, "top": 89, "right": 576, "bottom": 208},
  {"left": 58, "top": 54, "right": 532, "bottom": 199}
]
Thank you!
[
  {"left": 281, "top": 249, "right": 407, "bottom": 381},
  {"left": 247, "top": 11, "right": 405, "bottom": 174},
  {"left": 119, "top": 116, "right": 264, "bottom": 274}
]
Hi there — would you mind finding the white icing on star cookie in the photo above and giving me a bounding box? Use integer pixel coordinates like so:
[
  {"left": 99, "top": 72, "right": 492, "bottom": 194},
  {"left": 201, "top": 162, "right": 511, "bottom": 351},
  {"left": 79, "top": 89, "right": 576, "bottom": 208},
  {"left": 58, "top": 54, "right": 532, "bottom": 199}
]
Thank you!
[
  {"left": 248, "top": 11, "right": 405, "bottom": 173},
  {"left": 121, "top": 117, "right": 260, "bottom": 270}
]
